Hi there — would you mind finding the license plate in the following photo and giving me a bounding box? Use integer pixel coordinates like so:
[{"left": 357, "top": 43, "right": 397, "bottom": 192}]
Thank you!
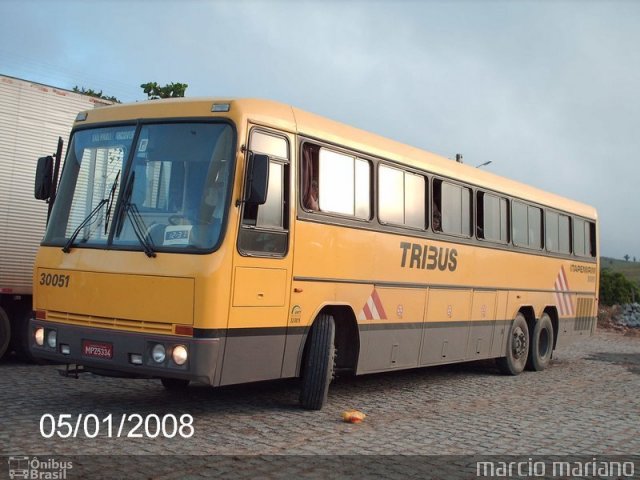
[{"left": 82, "top": 340, "right": 113, "bottom": 359}]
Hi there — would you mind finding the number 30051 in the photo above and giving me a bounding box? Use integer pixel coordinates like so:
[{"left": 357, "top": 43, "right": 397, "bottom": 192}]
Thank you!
[{"left": 39, "top": 273, "right": 70, "bottom": 288}]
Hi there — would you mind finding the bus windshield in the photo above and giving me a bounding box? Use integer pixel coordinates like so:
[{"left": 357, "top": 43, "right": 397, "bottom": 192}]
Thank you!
[{"left": 44, "top": 122, "right": 235, "bottom": 253}]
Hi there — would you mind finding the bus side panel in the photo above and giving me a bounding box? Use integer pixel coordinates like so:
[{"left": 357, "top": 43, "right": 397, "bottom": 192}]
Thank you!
[
  {"left": 222, "top": 267, "right": 292, "bottom": 386},
  {"left": 490, "top": 290, "right": 509, "bottom": 358},
  {"left": 281, "top": 282, "right": 352, "bottom": 378},
  {"left": 281, "top": 329, "right": 305, "bottom": 379},
  {"left": 420, "top": 289, "right": 472, "bottom": 366},
  {"left": 555, "top": 295, "right": 597, "bottom": 349},
  {"left": 553, "top": 316, "right": 573, "bottom": 349},
  {"left": 466, "top": 290, "right": 497, "bottom": 360},
  {"left": 358, "top": 287, "right": 426, "bottom": 373},
  {"left": 574, "top": 296, "right": 597, "bottom": 338},
  {"left": 220, "top": 332, "right": 287, "bottom": 386}
]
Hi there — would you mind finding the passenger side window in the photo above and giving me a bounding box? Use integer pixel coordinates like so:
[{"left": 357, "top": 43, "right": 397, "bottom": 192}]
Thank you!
[
  {"left": 545, "top": 211, "right": 571, "bottom": 254},
  {"left": 301, "top": 143, "right": 370, "bottom": 220},
  {"left": 379, "top": 165, "right": 426, "bottom": 229},
  {"left": 573, "top": 218, "right": 596, "bottom": 257},
  {"left": 512, "top": 201, "right": 542, "bottom": 249},
  {"left": 477, "top": 191, "right": 508, "bottom": 243},
  {"left": 433, "top": 179, "right": 471, "bottom": 236}
]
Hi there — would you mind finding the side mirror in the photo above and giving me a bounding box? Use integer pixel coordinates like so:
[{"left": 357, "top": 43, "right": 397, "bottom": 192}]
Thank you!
[
  {"left": 244, "top": 152, "right": 269, "bottom": 205},
  {"left": 34, "top": 156, "right": 53, "bottom": 200}
]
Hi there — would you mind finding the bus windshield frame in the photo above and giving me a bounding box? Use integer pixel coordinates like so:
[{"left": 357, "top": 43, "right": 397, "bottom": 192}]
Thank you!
[{"left": 42, "top": 119, "right": 237, "bottom": 255}]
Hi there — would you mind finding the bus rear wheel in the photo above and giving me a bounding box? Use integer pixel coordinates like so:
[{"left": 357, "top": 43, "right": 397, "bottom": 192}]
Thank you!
[
  {"left": 161, "top": 378, "right": 190, "bottom": 390},
  {"left": 299, "top": 313, "right": 336, "bottom": 410},
  {"left": 496, "top": 313, "right": 529, "bottom": 375},
  {"left": 526, "top": 313, "right": 554, "bottom": 371}
]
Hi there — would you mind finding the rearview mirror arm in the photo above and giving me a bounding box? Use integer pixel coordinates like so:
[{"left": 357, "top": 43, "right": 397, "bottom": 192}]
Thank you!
[{"left": 47, "top": 137, "right": 64, "bottom": 221}]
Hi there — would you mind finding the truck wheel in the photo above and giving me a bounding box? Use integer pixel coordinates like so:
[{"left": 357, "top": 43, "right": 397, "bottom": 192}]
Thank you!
[
  {"left": 526, "top": 313, "right": 554, "bottom": 371},
  {"left": 496, "top": 313, "right": 529, "bottom": 375},
  {"left": 12, "top": 308, "right": 38, "bottom": 363},
  {"left": 299, "top": 313, "right": 336, "bottom": 410},
  {"left": 161, "top": 378, "right": 190, "bottom": 390},
  {"left": 0, "top": 307, "right": 10, "bottom": 360}
]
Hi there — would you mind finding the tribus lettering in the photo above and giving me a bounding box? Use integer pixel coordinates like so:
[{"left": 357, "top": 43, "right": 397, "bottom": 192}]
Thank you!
[{"left": 400, "top": 242, "right": 458, "bottom": 272}]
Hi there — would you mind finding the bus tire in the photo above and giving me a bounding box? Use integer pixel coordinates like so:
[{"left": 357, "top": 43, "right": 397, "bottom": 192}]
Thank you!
[
  {"left": 526, "top": 313, "right": 554, "bottom": 371},
  {"left": 161, "top": 378, "right": 190, "bottom": 390},
  {"left": 0, "top": 307, "right": 10, "bottom": 360},
  {"left": 299, "top": 313, "right": 336, "bottom": 410},
  {"left": 496, "top": 313, "right": 529, "bottom": 375}
]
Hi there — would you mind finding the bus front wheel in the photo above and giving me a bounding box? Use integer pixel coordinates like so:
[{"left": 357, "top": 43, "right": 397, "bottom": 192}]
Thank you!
[
  {"left": 496, "top": 313, "right": 529, "bottom": 375},
  {"left": 526, "top": 313, "right": 554, "bottom": 371},
  {"left": 299, "top": 313, "right": 336, "bottom": 410}
]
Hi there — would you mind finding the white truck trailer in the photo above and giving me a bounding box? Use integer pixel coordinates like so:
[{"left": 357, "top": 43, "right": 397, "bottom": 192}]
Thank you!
[{"left": 0, "top": 75, "right": 112, "bottom": 359}]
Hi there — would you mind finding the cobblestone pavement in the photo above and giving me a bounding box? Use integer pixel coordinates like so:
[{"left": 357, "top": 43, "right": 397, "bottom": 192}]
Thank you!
[{"left": 1, "top": 331, "right": 639, "bottom": 478}]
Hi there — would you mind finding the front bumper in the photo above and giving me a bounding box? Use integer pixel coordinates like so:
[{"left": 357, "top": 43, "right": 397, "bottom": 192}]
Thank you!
[{"left": 29, "top": 319, "right": 221, "bottom": 385}]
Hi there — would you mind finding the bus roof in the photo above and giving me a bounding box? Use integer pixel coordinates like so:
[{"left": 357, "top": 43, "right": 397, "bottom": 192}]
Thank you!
[{"left": 80, "top": 97, "right": 597, "bottom": 221}]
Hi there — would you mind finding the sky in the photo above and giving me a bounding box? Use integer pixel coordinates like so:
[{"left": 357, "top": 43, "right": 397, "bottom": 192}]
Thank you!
[{"left": 1, "top": 0, "right": 638, "bottom": 259}]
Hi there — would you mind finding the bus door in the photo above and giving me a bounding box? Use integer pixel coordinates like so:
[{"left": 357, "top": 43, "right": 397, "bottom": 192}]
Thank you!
[{"left": 221, "top": 127, "right": 293, "bottom": 385}]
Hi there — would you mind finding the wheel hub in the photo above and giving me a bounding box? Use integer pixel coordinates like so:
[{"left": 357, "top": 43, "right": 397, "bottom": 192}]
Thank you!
[{"left": 512, "top": 327, "right": 527, "bottom": 359}]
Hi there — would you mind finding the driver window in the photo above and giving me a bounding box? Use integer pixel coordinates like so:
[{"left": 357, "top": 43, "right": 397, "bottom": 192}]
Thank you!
[{"left": 238, "top": 129, "right": 290, "bottom": 256}]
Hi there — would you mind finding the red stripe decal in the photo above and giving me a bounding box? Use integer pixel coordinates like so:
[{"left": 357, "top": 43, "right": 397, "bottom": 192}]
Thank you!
[
  {"left": 554, "top": 288, "right": 565, "bottom": 316},
  {"left": 371, "top": 289, "right": 387, "bottom": 320},
  {"left": 362, "top": 303, "right": 373, "bottom": 321},
  {"left": 560, "top": 265, "right": 570, "bottom": 291}
]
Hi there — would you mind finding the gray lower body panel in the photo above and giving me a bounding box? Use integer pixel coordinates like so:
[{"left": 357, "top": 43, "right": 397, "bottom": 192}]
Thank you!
[
  {"left": 358, "top": 320, "right": 509, "bottom": 374},
  {"left": 357, "top": 315, "right": 595, "bottom": 374},
  {"left": 220, "top": 334, "right": 287, "bottom": 386},
  {"left": 29, "top": 314, "right": 597, "bottom": 386},
  {"left": 555, "top": 316, "right": 596, "bottom": 348},
  {"left": 361, "top": 323, "right": 422, "bottom": 372}
]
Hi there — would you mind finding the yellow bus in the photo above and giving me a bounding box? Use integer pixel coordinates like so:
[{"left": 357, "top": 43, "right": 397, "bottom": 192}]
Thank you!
[{"left": 30, "top": 98, "right": 598, "bottom": 409}]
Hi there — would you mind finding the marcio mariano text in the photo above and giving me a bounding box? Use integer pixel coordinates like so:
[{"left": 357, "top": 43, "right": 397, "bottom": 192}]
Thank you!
[{"left": 476, "top": 457, "right": 635, "bottom": 478}]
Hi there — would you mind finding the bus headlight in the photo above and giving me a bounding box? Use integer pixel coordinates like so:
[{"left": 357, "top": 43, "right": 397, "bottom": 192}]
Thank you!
[
  {"left": 172, "top": 345, "right": 188, "bottom": 366},
  {"left": 151, "top": 344, "right": 166, "bottom": 363},
  {"left": 34, "top": 327, "right": 44, "bottom": 346},
  {"left": 46, "top": 330, "right": 57, "bottom": 348}
]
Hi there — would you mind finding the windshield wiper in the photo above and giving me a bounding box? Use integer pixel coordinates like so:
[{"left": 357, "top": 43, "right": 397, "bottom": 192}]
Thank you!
[
  {"left": 62, "top": 173, "right": 121, "bottom": 253},
  {"left": 123, "top": 202, "right": 156, "bottom": 258},
  {"left": 61, "top": 199, "right": 108, "bottom": 253},
  {"left": 110, "top": 170, "right": 155, "bottom": 258},
  {"left": 104, "top": 170, "right": 120, "bottom": 234}
]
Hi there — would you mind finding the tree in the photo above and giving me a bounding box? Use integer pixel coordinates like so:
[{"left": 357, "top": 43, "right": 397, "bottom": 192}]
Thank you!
[
  {"left": 72, "top": 86, "right": 120, "bottom": 103},
  {"left": 624, "top": 254, "right": 630, "bottom": 262},
  {"left": 140, "top": 82, "right": 188, "bottom": 100},
  {"left": 600, "top": 268, "right": 640, "bottom": 305}
]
